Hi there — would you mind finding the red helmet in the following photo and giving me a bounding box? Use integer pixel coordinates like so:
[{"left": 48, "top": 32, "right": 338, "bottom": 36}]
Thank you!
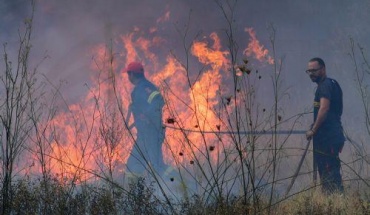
[{"left": 124, "top": 61, "right": 144, "bottom": 73}]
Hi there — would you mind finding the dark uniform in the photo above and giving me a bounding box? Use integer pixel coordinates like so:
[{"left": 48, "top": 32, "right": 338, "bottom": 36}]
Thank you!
[
  {"left": 313, "top": 77, "right": 345, "bottom": 193},
  {"left": 125, "top": 78, "right": 166, "bottom": 176}
]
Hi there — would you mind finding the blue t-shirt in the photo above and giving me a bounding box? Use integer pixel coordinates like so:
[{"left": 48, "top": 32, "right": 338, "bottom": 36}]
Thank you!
[{"left": 313, "top": 77, "right": 345, "bottom": 144}]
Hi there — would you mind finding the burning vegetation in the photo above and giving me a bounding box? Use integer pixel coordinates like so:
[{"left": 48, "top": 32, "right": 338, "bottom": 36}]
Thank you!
[{"left": 35, "top": 14, "right": 274, "bottom": 183}]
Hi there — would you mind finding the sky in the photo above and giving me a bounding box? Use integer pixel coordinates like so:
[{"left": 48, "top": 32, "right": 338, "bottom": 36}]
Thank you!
[{"left": 1, "top": 0, "right": 370, "bottom": 190}]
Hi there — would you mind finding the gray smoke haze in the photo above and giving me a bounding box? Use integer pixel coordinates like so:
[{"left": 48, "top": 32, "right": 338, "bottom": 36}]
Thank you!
[{"left": 2, "top": 0, "right": 370, "bottom": 191}]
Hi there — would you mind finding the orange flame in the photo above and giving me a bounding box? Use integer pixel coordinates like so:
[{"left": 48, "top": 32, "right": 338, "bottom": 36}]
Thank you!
[
  {"left": 28, "top": 15, "right": 275, "bottom": 183},
  {"left": 244, "top": 28, "right": 274, "bottom": 64}
]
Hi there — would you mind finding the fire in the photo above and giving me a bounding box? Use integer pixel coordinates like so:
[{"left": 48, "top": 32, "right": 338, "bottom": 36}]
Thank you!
[
  {"left": 27, "top": 13, "right": 274, "bottom": 183},
  {"left": 121, "top": 32, "right": 139, "bottom": 64},
  {"left": 192, "top": 32, "right": 229, "bottom": 70},
  {"left": 244, "top": 28, "right": 274, "bottom": 65}
]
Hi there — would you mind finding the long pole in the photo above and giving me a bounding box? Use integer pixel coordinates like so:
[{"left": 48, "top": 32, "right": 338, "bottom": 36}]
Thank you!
[{"left": 164, "top": 125, "right": 306, "bottom": 135}]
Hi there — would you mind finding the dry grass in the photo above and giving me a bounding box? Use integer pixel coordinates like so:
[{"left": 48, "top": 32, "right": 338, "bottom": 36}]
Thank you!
[
  {"left": 3, "top": 175, "right": 370, "bottom": 214},
  {"left": 275, "top": 189, "right": 370, "bottom": 215}
]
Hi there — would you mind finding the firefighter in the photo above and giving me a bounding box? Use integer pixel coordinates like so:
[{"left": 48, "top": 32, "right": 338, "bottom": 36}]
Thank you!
[
  {"left": 305, "top": 57, "right": 345, "bottom": 194},
  {"left": 123, "top": 61, "right": 166, "bottom": 178}
]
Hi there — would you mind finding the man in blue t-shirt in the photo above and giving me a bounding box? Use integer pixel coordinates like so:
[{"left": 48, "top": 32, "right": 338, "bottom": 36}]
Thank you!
[
  {"left": 123, "top": 62, "right": 166, "bottom": 177},
  {"left": 305, "top": 57, "right": 345, "bottom": 194}
]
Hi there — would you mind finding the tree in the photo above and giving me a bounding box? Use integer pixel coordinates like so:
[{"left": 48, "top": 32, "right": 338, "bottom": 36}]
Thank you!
[{"left": 0, "top": 1, "right": 37, "bottom": 214}]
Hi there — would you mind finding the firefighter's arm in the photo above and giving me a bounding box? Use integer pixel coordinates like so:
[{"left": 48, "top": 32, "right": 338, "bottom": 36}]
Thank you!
[
  {"left": 125, "top": 104, "right": 135, "bottom": 130},
  {"left": 306, "top": 97, "right": 330, "bottom": 140}
]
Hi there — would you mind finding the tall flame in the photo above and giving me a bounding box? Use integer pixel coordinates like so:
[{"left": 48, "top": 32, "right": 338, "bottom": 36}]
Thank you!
[
  {"left": 27, "top": 14, "right": 274, "bottom": 183},
  {"left": 244, "top": 28, "right": 274, "bottom": 65}
]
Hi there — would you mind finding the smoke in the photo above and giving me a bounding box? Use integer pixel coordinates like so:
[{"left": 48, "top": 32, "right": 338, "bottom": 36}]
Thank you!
[{"left": 0, "top": 0, "right": 31, "bottom": 34}]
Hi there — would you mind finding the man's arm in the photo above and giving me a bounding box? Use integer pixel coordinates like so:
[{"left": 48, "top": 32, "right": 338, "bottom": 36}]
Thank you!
[
  {"left": 125, "top": 104, "right": 136, "bottom": 130},
  {"left": 312, "top": 97, "right": 330, "bottom": 132},
  {"left": 306, "top": 97, "right": 330, "bottom": 140}
]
